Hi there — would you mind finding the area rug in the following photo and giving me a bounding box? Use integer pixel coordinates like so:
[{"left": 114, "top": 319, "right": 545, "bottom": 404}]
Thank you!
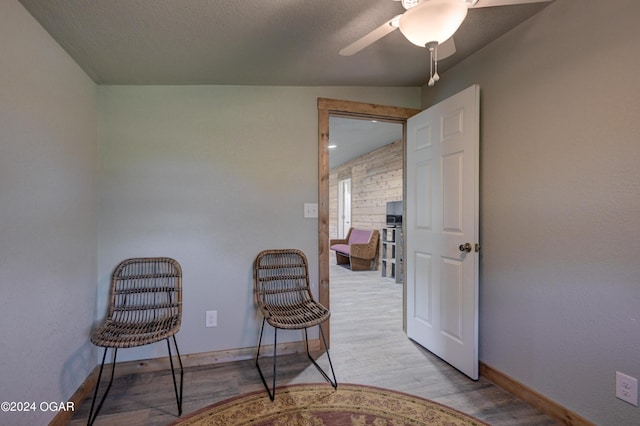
[{"left": 172, "top": 383, "right": 488, "bottom": 425}]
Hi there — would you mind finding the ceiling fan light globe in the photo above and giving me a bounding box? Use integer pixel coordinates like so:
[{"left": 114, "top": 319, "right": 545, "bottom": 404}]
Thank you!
[
  {"left": 401, "top": 0, "right": 422, "bottom": 9},
  {"left": 399, "top": 0, "right": 468, "bottom": 47}
]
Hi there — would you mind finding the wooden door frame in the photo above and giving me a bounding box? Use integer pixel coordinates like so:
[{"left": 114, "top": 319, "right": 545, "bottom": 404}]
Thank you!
[{"left": 317, "top": 98, "right": 421, "bottom": 347}]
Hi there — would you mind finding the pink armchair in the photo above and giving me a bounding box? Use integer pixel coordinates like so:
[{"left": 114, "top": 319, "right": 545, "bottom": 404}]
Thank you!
[{"left": 329, "top": 228, "right": 379, "bottom": 271}]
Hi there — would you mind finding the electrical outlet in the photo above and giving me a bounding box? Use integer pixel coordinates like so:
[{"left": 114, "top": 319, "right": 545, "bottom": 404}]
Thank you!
[
  {"left": 205, "top": 310, "right": 217, "bottom": 328},
  {"left": 616, "top": 371, "right": 638, "bottom": 406}
]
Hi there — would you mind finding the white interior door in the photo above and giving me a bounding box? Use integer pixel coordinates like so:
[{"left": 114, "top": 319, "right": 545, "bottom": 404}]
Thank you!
[
  {"left": 406, "top": 85, "right": 480, "bottom": 380},
  {"left": 338, "top": 178, "right": 351, "bottom": 238}
]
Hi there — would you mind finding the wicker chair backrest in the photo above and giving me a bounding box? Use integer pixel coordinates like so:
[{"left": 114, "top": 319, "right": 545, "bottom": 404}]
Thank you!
[
  {"left": 107, "top": 257, "right": 182, "bottom": 338},
  {"left": 254, "top": 249, "right": 314, "bottom": 315}
]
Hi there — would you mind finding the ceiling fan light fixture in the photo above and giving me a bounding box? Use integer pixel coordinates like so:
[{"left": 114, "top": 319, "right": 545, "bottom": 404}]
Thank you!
[
  {"left": 401, "top": 0, "right": 422, "bottom": 9},
  {"left": 399, "top": 0, "right": 468, "bottom": 47}
]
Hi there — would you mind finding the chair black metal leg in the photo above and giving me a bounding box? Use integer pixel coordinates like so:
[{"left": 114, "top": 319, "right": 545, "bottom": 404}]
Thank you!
[
  {"left": 166, "top": 335, "right": 184, "bottom": 415},
  {"left": 255, "top": 318, "right": 277, "bottom": 401},
  {"left": 87, "top": 347, "right": 118, "bottom": 426},
  {"left": 256, "top": 320, "right": 337, "bottom": 401},
  {"left": 305, "top": 326, "right": 338, "bottom": 389}
]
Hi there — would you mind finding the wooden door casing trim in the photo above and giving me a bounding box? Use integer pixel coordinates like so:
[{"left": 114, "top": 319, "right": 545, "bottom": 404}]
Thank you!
[{"left": 317, "top": 98, "right": 421, "bottom": 347}]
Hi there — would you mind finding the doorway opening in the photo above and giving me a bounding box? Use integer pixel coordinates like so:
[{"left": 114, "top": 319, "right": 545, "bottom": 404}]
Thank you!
[
  {"left": 317, "top": 98, "right": 421, "bottom": 346},
  {"left": 337, "top": 178, "right": 351, "bottom": 239}
]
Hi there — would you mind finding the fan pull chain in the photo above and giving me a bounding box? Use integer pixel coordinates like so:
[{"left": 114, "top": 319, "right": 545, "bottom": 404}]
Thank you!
[
  {"left": 427, "top": 44, "right": 440, "bottom": 87},
  {"left": 428, "top": 47, "right": 435, "bottom": 87},
  {"left": 433, "top": 45, "right": 440, "bottom": 82}
]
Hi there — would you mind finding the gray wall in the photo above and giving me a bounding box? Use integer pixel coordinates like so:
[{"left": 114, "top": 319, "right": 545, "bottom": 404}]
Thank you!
[
  {"left": 5, "top": 0, "right": 637, "bottom": 423},
  {"left": 0, "top": 1, "right": 98, "bottom": 425},
  {"left": 422, "top": 0, "right": 640, "bottom": 424},
  {"left": 97, "top": 86, "right": 420, "bottom": 362},
  {"left": 1, "top": 1, "right": 421, "bottom": 422}
]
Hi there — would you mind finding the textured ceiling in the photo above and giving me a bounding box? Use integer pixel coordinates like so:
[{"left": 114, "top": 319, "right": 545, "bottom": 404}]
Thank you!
[
  {"left": 18, "top": 0, "right": 552, "bottom": 167},
  {"left": 18, "top": 0, "right": 552, "bottom": 87}
]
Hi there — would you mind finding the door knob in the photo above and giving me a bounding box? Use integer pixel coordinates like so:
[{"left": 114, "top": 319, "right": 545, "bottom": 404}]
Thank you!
[{"left": 459, "top": 243, "right": 472, "bottom": 253}]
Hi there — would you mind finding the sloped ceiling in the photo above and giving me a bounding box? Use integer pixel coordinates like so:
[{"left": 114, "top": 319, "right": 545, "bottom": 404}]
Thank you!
[{"left": 329, "top": 117, "right": 402, "bottom": 169}]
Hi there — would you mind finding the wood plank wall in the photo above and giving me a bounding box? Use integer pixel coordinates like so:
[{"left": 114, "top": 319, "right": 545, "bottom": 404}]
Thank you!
[{"left": 329, "top": 140, "right": 403, "bottom": 267}]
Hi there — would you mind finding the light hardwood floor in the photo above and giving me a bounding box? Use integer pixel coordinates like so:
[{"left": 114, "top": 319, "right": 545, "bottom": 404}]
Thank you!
[{"left": 70, "top": 262, "right": 558, "bottom": 425}]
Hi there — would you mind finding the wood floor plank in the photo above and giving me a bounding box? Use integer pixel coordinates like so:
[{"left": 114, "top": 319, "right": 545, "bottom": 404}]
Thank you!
[{"left": 71, "top": 262, "right": 559, "bottom": 425}]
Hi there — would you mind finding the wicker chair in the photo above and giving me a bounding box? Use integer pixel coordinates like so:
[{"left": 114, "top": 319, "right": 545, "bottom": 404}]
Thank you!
[
  {"left": 254, "top": 249, "right": 337, "bottom": 400},
  {"left": 87, "top": 258, "right": 183, "bottom": 425}
]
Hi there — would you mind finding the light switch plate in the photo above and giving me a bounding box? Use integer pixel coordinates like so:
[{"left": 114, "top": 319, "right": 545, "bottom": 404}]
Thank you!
[
  {"left": 205, "top": 310, "right": 217, "bottom": 328},
  {"left": 304, "top": 203, "right": 318, "bottom": 218}
]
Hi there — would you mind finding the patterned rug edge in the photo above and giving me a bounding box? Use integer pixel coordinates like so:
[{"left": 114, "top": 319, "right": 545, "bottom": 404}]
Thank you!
[{"left": 171, "top": 383, "right": 489, "bottom": 425}]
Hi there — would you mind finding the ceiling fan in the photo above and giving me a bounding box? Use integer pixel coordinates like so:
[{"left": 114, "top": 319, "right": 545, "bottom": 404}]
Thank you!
[{"left": 339, "top": 0, "right": 553, "bottom": 86}]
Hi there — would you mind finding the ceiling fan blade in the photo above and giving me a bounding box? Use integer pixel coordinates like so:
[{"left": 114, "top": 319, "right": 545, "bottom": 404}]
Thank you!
[
  {"left": 438, "top": 37, "right": 456, "bottom": 60},
  {"left": 468, "top": 0, "right": 553, "bottom": 8},
  {"left": 339, "top": 15, "right": 402, "bottom": 56}
]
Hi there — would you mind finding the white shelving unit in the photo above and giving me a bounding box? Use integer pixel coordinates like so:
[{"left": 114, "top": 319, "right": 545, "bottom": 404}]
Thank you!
[{"left": 381, "top": 227, "right": 403, "bottom": 283}]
